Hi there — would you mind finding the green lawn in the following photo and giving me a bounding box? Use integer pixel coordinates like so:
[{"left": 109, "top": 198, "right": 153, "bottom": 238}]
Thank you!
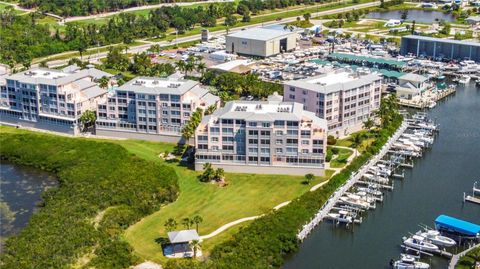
[
  {"left": 0, "top": 126, "right": 334, "bottom": 263},
  {"left": 330, "top": 147, "right": 354, "bottom": 168},
  {"left": 0, "top": 2, "right": 25, "bottom": 14},
  {"left": 335, "top": 130, "right": 376, "bottom": 153}
]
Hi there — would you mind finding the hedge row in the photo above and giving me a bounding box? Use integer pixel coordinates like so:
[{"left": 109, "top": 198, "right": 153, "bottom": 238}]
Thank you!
[
  {"left": 164, "top": 114, "right": 403, "bottom": 269},
  {"left": 0, "top": 132, "right": 179, "bottom": 269}
]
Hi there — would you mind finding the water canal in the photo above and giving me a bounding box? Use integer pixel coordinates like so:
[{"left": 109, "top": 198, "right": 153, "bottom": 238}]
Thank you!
[
  {"left": 0, "top": 162, "right": 57, "bottom": 241},
  {"left": 284, "top": 82, "right": 480, "bottom": 269},
  {"left": 367, "top": 10, "right": 455, "bottom": 23}
]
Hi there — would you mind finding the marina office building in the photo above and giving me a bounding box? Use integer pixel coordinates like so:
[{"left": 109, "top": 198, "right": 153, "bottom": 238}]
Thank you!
[
  {"left": 283, "top": 70, "right": 382, "bottom": 137},
  {"left": 0, "top": 67, "right": 110, "bottom": 135},
  {"left": 400, "top": 35, "right": 480, "bottom": 62},
  {"left": 225, "top": 27, "right": 298, "bottom": 58},
  {"left": 96, "top": 77, "right": 219, "bottom": 143},
  {"left": 194, "top": 95, "right": 328, "bottom": 176}
]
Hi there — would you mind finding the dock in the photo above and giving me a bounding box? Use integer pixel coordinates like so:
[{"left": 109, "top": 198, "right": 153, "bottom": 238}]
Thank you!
[
  {"left": 297, "top": 121, "right": 409, "bottom": 241},
  {"left": 398, "top": 87, "right": 456, "bottom": 109},
  {"left": 464, "top": 194, "right": 480, "bottom": 205},
  {"left": 448, "top": 243, "right": 480, "bottom": 269}
]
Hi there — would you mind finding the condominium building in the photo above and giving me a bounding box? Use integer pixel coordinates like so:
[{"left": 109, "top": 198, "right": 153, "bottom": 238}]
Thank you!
[
  {"left": 0, "top": 67, "right": 110, "bottom": 135},
  {"left": 194, "top": 95, "right": 328, "bottom": 176},
  {"left": 283, "top": 70, "right": 382, "bottom": 136},
  {"left": 95, "top": 76, "right": 220, "bottom": 143}
]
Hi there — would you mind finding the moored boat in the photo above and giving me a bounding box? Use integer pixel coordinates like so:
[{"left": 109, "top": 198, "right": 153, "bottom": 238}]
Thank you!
[
  {"left": 391, "top": 254, "right": 430, "bottom": 269},
  {"left": 416, "top": 230, "right": 456, "bottom": 247},
  {"left": 403, "top": 235, "right": 439, "bottom": 253}
]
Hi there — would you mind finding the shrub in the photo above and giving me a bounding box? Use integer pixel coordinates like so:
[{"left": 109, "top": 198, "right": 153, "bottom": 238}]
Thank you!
[
  {"left": 327, "top": 135, "right": 337, "bottom": 145},
  {"left": 0, "top": 132, "right": 179, "bottom": 268}
]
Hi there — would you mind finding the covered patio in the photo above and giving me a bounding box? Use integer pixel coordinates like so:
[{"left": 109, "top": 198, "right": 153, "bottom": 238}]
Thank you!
[{"left": 164, "top": 229, "right": 202, "bottom": 258}]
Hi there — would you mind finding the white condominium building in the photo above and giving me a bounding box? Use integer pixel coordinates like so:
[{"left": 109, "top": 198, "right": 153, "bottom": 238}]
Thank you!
[
  {"left": 283, "top": 69, "right": 382, "bottom": 137},
  {"left": 0, "top": 67, "right": 110, "bottom": 135},
  {"left": 194, "top": 95, "right": 328, "bottom": 176},
  {"left": 96, "top": 76, "right": 220, "bottom": 143}
]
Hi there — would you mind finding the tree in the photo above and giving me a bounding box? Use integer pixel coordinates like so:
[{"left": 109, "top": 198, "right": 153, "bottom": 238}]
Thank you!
[
  {"left": 173, "top": 17, "right": 187, "bottom": 34},
  {"left": 105, "top": 47, "right": 129, "bottom": 71},
  {"left": 79, "top": 110, "right": 97, "bottom": 132},
  {"left": 303, "top": 13, "right": 311, "bottom": 22},
  {"left": 304, "top": 173, "right": 315, "bottom": 185},
  {"left": 327, "top": 135, "right": 337, "bottom": 145},
  {"left": 214, "top": 168, "right": 225, "bottom": 181},
  {"left": 224, "top": 14, "right": 237, "bottom": 27},
  {"left": 192, "top": 215, "right": 203, "bottom": 232},
  {"left": 199, "top": 163, "right": 215, "bottom": 182},
  {"left": 164, "top": 218, "right": 177, "bottom": 232},
  {"left": 98, "top": 76, "right": 110, "bottom": 89},
  {"left": 189, "top": 240, "right": 201, "bottom": 258},
  {"left": 400, "top": 10, "right": 409, "bottom": 23},
  {"left": 181, "top": 217, "right": 192, "bottom": 229},
  {"left": 77, "top": 37, "right": 87, "bottom": 60},
  {"left": 350, "top": 133, "right": 364, "bottom": 148},
  {"left": 363, "top": 118, "right": 375, "bottom": 130},
  {"left": 147, "top": 44, "right": 161, "bottom": 54},
  {"left": 205, "top": 104, "right": 217, "bottom": 115},
  {"left": 411, "top": 20, "right": 416, "bottom": 34}
]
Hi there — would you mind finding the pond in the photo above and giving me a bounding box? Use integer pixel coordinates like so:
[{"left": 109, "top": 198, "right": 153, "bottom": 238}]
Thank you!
[
  {"left": 0, "top": 162, "right": 57, "bottom": 242},
  {"left": 367, "top": 10, "right": 455, "bottom": 23}
]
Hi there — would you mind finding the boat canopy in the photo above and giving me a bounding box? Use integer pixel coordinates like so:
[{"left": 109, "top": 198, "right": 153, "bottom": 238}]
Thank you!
[{"left": 434, "top": 215, "right": 480, "bottom": 237}]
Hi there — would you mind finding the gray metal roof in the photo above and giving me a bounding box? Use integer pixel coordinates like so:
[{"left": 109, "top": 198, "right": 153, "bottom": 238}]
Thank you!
[
  {"left": 401, "top": 35, "right": 480, "bottom": 47},
  {"left": 201, "top": 100, "right": 327, "bottom": 128},
  {"left": 167, "top": 230, "right": 199, "bottom": 244},
  {"left": 399, "top": 73, "right": 428, "bottom": 83},
  {"left": 284, "top": 73, "right": 382, "bottom": 94},
  {"left": 118, "top": 77, "right": 199, "bottom": 95},
  {"left": 7, "top": 68, "right": 112, "bottom": 86},
  {"left": 227, "top": 27, "right": 296, "bottom": 41}
]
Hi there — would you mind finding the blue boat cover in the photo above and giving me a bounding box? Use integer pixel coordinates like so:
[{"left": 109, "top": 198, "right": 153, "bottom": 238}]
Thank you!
[{"left": 435, "top": 215, "right": 480, "bottom": 237}]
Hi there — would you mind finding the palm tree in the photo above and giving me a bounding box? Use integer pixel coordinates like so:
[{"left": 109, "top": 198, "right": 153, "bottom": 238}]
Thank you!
[
  {"left": 363, "top": 117, "right": 375, "bottom": 130},
  {"left": 182, "top": 217, "right": 192, "bottom": 229},
  {"left": 98, "top": 76, "right": 110, "bottom": 89},
  {"left": 214, "top": 168, "right": 225, "bottom": 181},
  {"left": 164, "top": 218, "right": 177, "bottom": 232},
  {"left": 350, "top": 133, "right": 363, "bottom": 148},
  {"left": 189, "top": 240, "right": 201, "bottom": 258},
  {"left": 192, "top": 215, "right": 203, "bottom": 232},
  {"left": 176, "top": 60, "right": 186, "bottom": 75},
  {"left": 196, "top": 62, "right": 207, "bottom": 76},
  {"left": 79, "top": 110, "right": 97, "bottom": 132}
]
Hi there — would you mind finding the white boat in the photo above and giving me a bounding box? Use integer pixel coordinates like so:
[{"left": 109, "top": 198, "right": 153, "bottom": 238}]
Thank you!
[
  {"left": 327, "top": 210, "right": 353, "bottom": 223},
  {"left": 363, "top": 173, "right": 389, "bottom": 184},
  {"left": 403, "top": 235, "right": 439, "bottom": 252},
  {"left": 357, "top": 186, "right": 383, "bottom": 197},
  {"left": 391, "top": 254, "right": 430, "bottom": 269},
  {"left": 339, "top": 196, "right": 371, "bottom": 210},
  {"left": 416, "top": 230, "right": 456, "bottom": 247},
  {"left": 458, "top": 75, "right": 471, "bottom": 84}
]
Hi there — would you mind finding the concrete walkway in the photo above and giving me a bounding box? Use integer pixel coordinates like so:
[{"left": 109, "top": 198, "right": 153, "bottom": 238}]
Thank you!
[
  {"left": 199, "top": 200, "right": 292, "bottom": 240},
  {"left": 448, "top": 243, "right": 480, "bottom": 269}
]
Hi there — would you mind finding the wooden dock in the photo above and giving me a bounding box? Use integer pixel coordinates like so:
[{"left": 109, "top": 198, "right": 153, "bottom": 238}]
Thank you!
[
  {"left": 464, "top": 194, "right": 480, "bottom": 205},
  {"left": 398, "top": 87, "right": 456, "bottom": 109}
]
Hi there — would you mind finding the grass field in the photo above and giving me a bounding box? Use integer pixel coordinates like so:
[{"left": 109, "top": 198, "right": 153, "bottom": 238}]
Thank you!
[
  {"left": 0, "top": 2, "right": 25, "bottom": 14},
  {"left": 0, "top": 125, "right": 334, "bottom": 263},
  {"left": 330, "top": 147, "right": 354, "bottom": 168}
]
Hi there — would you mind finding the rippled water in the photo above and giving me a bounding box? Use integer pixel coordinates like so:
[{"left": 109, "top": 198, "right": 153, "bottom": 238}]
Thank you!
[
  {"left": 0, "top": 162, "right": 57, "bottom": 239},
  {"left": 284, "top": 82, "right": 480, "bottom": 269}
]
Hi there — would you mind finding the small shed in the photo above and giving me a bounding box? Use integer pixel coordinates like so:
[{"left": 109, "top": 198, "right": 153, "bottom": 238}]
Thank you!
[
  {"left": 398, "top": 73, "right": 429, "bottom": 92},
  {"left": 164, "top": 229, "right": 201, "bottom": 258}
]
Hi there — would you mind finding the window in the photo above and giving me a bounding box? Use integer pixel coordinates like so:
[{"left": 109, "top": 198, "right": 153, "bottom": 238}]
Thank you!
[
  {"left": 210, "top": 127, "right": 220, "bottom": 134},
  {"left": 248, "top": 139, "right": 258, "bottom": 144},
  {"left": 276, "top": 148, "right": 283, "bottom": 154},
  {"left": 276, "top": 139, "right": 283, "bottom": 145},
  {"left": 289, "top": 94, "right": 295, "bottom": 99},
  {"left": 260, "top": 148, "right": 270, "bottom": 154},
  {"left": 248, "top": 148, "right": 258, "bottom": 153},
  {"left": 248, "top": 122, "right": 257, "bottom": 127},
  {"left": 221, "top": 119, "right": 233, "bottom": 125},
  {"left": 198, "top": 135, "right": 208, "bottom": 141},
  {"left": 211, "top": 137, "right": 219, "bottom": 142},
  {"left": 289, "top": 87, "right": 295, "bottom": 92},
  {"left": 260, "top": 130, "right": 270, "bottom": 136},
  {"left": 301, "top": 140, "right": 309, "bottom": 145},
  {"left": 276, "top": 130, "right": 283, "bottom": 135},
  {"left": 313, "top": 140, "right": 323, "bottom": 145},
  {"left": 301, "top": 149, "right": 309, "bottom": 154},
  {"left": 260, "top": 139, "right": 270, "bottom": 145},
  {"left": 262, "top": 122, "right": 270, "bottom": 128},
  {"left": 211, "top": 146, "right": 219, "bottom": 151},
  {"left": 287, "top": 138, "right": 298, "bottom": 145},
  {"left": 222, "top": 145, "right": 234, "bottom": 151},
  {"left": 248, "top": 130, "right": 258, "bottom": 136},
  {"left": 274, "top": 120, "right": 284, "bottom": 127}
]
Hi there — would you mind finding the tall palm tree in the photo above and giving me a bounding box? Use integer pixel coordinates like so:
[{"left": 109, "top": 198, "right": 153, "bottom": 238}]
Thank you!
[
  {"left": 192, "top": 215, "right": 203, "bottom": 232},
  {"left": 181, "top": 217, "right": 191, "bottom": 229},
  {"left": 176, "top": 60, "right": 186, "bottom": 75},
  {"left": 189, "top": 240, "right": 201, "bottom": 258}
]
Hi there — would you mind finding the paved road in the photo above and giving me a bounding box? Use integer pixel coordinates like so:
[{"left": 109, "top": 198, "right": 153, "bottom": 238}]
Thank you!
[
  {"left": 35, "top": 1, "right": 381, "bottom": 68},
  {"left": 62, "top": 0, "right": 234, "bottom": 23}
]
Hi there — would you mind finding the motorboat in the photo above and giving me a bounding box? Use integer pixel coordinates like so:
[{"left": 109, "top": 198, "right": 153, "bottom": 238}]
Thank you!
[
  {"left": 391, "top": 254, "right": 430, "bottom": 269},
  {"left": 416, "top": 230, "right": 456, "bottom": 247},
  {"left": 357, "top": 186, "right": 383, "bottom": 197},
  {"left": 458, "top": 75, "right": 471, "bottom": 84},
  {"left": 339, "top": 196, "right": 371, "bottom": 210},
  {"left": 327, "top": 210, "right": 353, "bottom": 223},
  {"left": 403, "top": 235, "right": 439, "bottom": 252},
  {"left": 363, "top": 173, "right": 389, "bottom": 184}
]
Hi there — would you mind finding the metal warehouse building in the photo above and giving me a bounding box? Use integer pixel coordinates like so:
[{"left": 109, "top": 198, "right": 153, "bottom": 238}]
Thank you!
[
  {"left": 225, "top": 27, "right": 298, "bottom": 58},
  {"left": 400, "top": 35, "right": 480, "bottom": 62}
]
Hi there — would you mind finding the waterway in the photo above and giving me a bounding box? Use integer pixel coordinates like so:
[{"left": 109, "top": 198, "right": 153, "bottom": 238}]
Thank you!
[
  {"left": 0, "top": 162, "right": 57, "bottom": 240},
  {"left": 367, "top": 10, "right": 455, "bottom": 23},
  {"left": 284, "top": 82, "right": 480, "bottom": 269}
]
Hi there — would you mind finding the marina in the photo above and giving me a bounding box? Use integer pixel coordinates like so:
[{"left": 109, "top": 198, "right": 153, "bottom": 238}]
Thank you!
[{"left": 285, "top": 82, "right": 479, "bottom": 269}]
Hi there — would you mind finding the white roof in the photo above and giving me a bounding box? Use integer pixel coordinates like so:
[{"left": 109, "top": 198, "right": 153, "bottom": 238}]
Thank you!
[
  {"left": 227, "top": 27, "right": 295, "bottom": 41},
  {"left": 168, "top": 230, "right": 200, "bottom": 244},
  {"left": 212, "top": 60, "right": 252, "bottom": 71}
]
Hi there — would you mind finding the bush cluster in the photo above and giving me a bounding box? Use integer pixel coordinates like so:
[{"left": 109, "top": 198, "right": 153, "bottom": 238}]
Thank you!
[{"left": 0, "top": 132, "right": 179, "bottom": 269}]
